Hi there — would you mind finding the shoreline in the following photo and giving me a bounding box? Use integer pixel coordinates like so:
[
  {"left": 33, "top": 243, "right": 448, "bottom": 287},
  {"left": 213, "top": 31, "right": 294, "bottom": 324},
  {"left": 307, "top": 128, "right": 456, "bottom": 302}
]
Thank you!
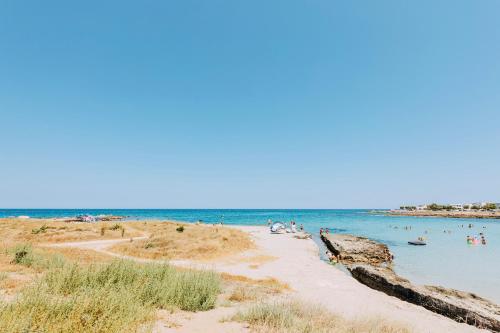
[
  {"left": 320, "top": 233, "right": 500, "bottom": 331},
  {"left": 50, "top": 224, "right": 483, "bottom": 332},
  {"left": 7, "top": 218, "right": 484, "bottom": 332},
  {"left": 381, "top": 210, "right": 500, "bottom": 219},
  {"left": 215, "top": 226, "right": 481, "bottom": 332}
]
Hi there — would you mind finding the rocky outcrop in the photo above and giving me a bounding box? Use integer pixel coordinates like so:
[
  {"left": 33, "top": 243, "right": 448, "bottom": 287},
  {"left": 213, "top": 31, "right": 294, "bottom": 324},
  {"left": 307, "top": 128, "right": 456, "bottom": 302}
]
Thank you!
[
  {"left": 321, "top": 234, "right": 500, "bottom": 332},
  {"left": 321, "top": 234, "right": 392, "bottom": 266},
  {"left": 384, "top": 210, "right": 500, "bottom": 219}
]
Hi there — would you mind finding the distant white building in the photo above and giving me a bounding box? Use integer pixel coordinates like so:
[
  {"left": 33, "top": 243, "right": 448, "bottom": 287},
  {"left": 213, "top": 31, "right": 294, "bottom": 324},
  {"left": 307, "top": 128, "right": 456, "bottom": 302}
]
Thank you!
[
  {"left": 416, "top": 205, "right": 427, "bottom": 211},
  {"left": 451, "top": 204, "right": 463, "bottom": 211}
]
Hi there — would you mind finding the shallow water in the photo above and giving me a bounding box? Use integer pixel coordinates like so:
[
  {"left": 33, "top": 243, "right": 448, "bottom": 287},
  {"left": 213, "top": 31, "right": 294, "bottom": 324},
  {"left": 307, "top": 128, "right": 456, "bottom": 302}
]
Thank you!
[{"left": 1, "top": 208, "right": 499, "bottom": 303}]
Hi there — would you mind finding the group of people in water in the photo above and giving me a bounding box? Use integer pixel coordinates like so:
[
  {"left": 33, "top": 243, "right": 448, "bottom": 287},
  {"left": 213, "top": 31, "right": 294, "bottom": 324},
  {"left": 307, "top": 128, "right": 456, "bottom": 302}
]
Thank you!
[
  {"left": 467, "top": 233, "right": 487, "bottom": 245},
  {"left": 390, "top": 223, "right": 490, "bottom": 246},
  {"left": 319, "top": 228, "right": 330, "bottom": 236}
]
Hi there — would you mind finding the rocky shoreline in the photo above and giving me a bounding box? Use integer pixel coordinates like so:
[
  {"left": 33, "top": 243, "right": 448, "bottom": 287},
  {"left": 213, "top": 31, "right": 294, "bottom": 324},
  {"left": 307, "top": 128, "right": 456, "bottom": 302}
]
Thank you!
[
  {"left": 321, "top": 233, "right": 500, "bottom": 332},
  {"left": 381, "top": 210, "right": 500, "bottom": 219}
]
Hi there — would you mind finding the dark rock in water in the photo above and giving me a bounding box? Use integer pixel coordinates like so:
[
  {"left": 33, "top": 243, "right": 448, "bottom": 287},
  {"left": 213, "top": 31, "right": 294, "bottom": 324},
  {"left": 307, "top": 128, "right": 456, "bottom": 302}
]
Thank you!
[
  {"left": 350, "top": 265, "right": 500, "bottom": 332},
  {"left": 321, "top": 233, "right": 500, "bottom": 332}
]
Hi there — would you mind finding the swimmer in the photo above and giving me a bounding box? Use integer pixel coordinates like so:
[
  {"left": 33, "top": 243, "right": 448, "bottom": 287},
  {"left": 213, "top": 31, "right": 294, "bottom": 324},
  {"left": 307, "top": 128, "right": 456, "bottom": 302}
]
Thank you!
[{"left": 325, "top": 251, "right": 337, "bottom": 264}]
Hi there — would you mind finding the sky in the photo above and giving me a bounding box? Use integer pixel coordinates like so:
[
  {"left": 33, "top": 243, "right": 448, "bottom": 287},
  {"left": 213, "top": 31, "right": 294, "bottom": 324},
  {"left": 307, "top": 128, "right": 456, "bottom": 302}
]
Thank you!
[{"left": 1, "top": 0, "right": 499, "bottom": 209}]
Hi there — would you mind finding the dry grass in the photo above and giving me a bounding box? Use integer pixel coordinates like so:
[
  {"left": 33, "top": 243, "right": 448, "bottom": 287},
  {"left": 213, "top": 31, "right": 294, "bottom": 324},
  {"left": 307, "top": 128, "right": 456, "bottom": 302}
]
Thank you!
[
  {"left": 110, "top": 221, "right": 255, "bottom": 261},
  {"left": 240, "top": 254, "right": 277, "bottom": 269},
  {"left": 0, "top": 218, "right": 143, "bottom": 245},
  {"left": 232, "top": 300, "right": 412, "bottom": 333},
  {"left": 0, "top": 243, "right": 114, "bottom": 296},
  {"left": 0, "top": 273, "right": 34, "bottom": 295},
  {"left": 221, "top": 273, "right": 290, "bottom": 304},
  {"left": 240, "top": 255, "right": 277, "bottom": 265},
  {"left": 38, "top": 247, "right": 115, "bottom": 265},
  {"left": 0, "top": 253, "right": 221, "bottom": 333},
  {"left": 227, "top": 285, "right": 260, "bottom": 302},
  {"left": 221, "top": 273, "right": 290, "bottom": 292}
]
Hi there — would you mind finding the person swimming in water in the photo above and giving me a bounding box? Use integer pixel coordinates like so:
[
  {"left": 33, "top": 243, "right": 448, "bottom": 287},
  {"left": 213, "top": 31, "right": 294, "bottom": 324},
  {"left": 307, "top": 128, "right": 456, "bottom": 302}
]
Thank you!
[{"left": 325, "top": 251, "right": 338, "bottom": 264}]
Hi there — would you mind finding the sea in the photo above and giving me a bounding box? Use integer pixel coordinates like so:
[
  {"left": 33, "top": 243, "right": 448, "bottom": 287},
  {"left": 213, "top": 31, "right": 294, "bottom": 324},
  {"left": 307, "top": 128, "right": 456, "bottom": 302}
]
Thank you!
[{"left": 1, "top": 208, "right": 498, "bottom": 304}]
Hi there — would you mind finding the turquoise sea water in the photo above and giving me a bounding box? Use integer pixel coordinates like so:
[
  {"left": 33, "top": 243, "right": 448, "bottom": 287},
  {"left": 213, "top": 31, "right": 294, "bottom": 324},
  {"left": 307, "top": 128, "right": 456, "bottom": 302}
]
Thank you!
[{"left": 1, "top": 209, "right": 499, "bottom": 303}]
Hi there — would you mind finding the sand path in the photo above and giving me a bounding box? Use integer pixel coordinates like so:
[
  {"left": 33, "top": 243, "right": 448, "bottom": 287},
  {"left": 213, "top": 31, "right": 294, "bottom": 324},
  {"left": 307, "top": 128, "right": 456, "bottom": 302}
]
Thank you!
[{"left": 49, "top": 226, "right": 482, "bottom": 333}]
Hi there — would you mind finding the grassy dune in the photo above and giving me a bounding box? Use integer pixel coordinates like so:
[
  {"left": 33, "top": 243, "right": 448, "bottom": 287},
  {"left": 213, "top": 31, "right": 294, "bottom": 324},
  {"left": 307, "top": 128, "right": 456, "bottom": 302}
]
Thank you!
[
  {"left": 0, "top": 220, "right": 412, "bottom": 333},
  {"left": 232, "top": 300, "right": 412, "bottom": 333},
  {"left": 111, "top": 222, "right": 255, "bottom": 261},
  {"left": 0, "top": 246, "right": 220, "bottom": 333},
  {"left": 0, "top": 218, "right": 142, "bottom": 245}
]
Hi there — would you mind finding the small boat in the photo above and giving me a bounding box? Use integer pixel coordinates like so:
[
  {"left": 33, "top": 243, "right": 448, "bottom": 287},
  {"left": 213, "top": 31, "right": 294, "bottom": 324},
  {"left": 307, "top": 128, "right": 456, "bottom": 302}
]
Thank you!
[{"left": 408, "top": 240, "right": 426, "bottom": 246}]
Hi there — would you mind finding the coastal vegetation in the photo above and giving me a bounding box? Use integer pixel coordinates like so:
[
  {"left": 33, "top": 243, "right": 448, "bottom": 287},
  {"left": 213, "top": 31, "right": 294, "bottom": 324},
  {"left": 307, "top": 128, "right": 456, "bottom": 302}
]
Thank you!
[
  {"left": 0, "top": 250, "right": 220, "bottom": 332},
  {"left": 231, "top": 300, "right": 410, "bottom": 333},
  {"left": 0, "top": 218, "right": 141, "bottom": 245},
  {"left": 0, "top": 218, "right": 426, "bottom": 332},
  {"left": 399, "top": 206, "right": 416, "bottom": 211},
  {"left": 0, "top": 218, "right": 283, "bottom": 332},
  {"left": 110, "top": 221, "right": 255, "bottom": 261}
]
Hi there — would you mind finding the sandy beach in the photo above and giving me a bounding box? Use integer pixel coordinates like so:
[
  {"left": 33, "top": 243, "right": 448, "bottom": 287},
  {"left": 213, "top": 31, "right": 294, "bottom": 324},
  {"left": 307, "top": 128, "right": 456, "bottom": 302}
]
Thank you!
[
  {"left": 222, "top": 226, "right": 483, "bottom": 333},
  {"left": 50, "top": 225, "right": 483, "bottom": 332}
]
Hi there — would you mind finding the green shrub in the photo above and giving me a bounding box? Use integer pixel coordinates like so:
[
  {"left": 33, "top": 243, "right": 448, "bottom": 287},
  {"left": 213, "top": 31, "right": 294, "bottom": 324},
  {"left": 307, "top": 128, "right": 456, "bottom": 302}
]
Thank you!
[
  {"left": 9, "top": 244, "right": 66, "bottom": 270},
  {"left": 109, "top": 223, "right": 122, "bottom": 231},
  {"left": 232, "top": 300, "right": 410, "bottom": 333},
  {"left": 31, "top": 224, "right": 48, "bottom": 234},
  {"left": 10, "top": 244, "right": 34, "bottom": 266},
  {"left": 484, "top": 203, "right": 497, "bottom": 210},
  {"left": 0, "top": 285, "right": 153, "bottom": 333},
  {"left": 42, "top": 259, "right": 220, "bottom": 311},
  {"left": 144, "top": 242, "right": 155, "bottom": 249}
]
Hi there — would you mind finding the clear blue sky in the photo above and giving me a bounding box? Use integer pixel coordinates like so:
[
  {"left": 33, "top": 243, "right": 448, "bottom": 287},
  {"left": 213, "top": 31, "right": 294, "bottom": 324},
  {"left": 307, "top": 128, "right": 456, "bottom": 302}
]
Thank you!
[{"left": 1, "top": 0, "right": 499, "bottom": 208}]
